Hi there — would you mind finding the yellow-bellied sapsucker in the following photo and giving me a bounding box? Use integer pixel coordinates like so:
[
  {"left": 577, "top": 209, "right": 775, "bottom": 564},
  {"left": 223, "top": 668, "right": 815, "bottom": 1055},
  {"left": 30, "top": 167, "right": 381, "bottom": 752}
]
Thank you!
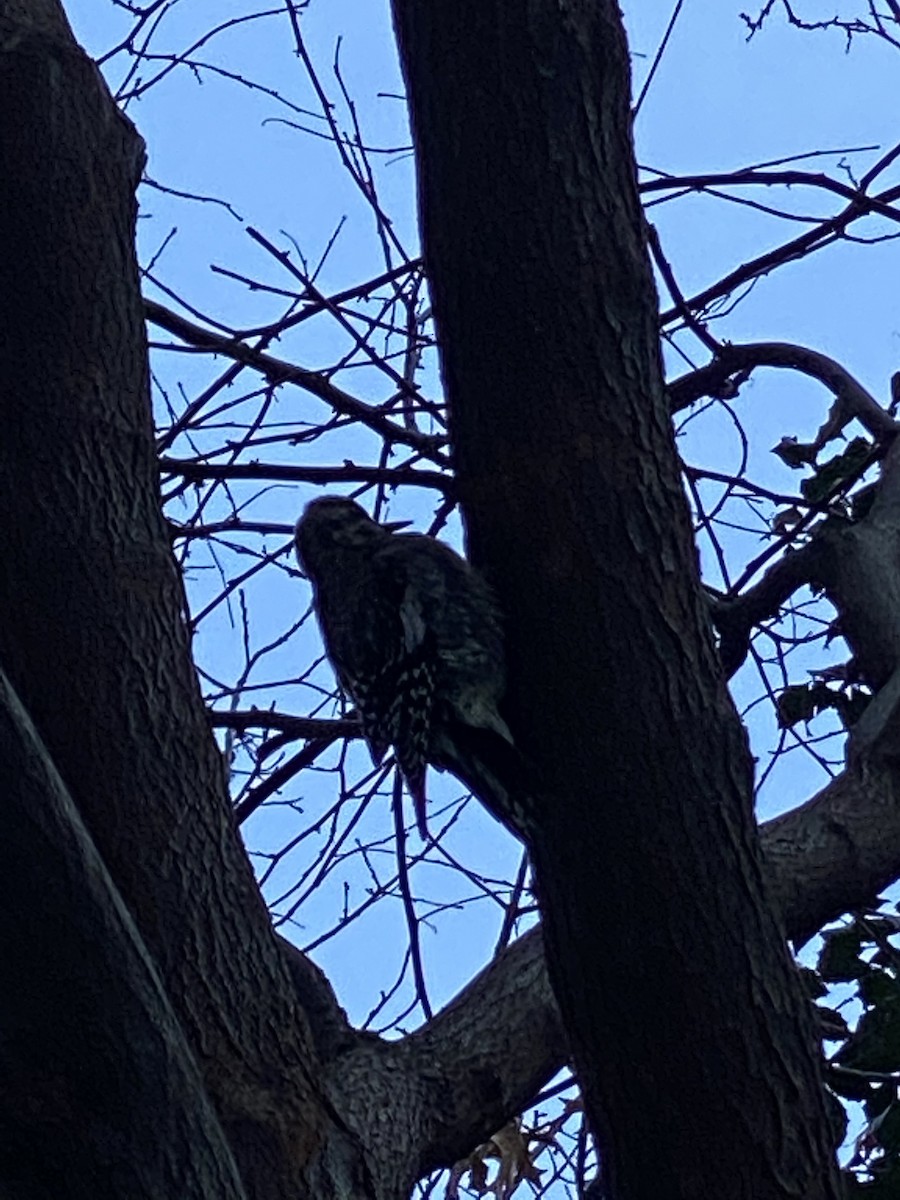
[{"left": 295, "top": 496, "right": 522, "bottom": 839}]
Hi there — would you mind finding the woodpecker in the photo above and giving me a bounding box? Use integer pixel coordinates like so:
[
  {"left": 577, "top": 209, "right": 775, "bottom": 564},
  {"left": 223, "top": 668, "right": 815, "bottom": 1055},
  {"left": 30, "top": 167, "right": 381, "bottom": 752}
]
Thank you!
[{"left": 295, "top": 496, "right": 524, "bottom": 839}]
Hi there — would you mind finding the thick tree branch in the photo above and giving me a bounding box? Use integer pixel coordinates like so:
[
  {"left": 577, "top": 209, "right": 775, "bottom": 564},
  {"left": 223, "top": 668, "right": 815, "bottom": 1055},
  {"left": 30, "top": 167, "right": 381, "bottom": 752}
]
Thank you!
[
  {"left": 764, "top": 722, "right": 900, "bottom": 945},
  {"left": 0, "top": 15, "right": 346, "bottom": 1196},
  {"left": 391, "top": 1, "right": 843, "bottom": 1195},
  {"left": 670, "top": 341, "right": 899, "bottom": 444},
  {"left": 405, "top": 925, "right": 563, "bottom": 1177},
  {"left": 278, "top": 937, "right": 357, "bottom": 1062},
  {"left": 0, "top": 669, "right": 247, "bottom": 1200},
  {"left": 816, "top": 440, "right": 900, "bottom": 689},
  {"left": 712, "top": 537, "right": 827, "bottom": 677},
  {"left": 321, "top": 927, "right": 563, "bottom": 1195}
]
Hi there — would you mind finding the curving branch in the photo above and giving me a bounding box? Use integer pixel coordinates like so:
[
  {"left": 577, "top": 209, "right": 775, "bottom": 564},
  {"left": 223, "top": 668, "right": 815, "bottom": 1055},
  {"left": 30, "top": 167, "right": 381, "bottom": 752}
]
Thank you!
[
  {"left": 670, "top": 341, "right": 899, "bottom": 444},
  {"left": 675, "top": 343, "right": 900, "bottom": 676}
]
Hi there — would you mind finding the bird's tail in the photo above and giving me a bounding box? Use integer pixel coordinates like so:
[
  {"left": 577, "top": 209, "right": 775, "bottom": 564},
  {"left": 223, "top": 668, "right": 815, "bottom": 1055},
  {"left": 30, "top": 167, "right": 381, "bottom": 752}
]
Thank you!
[{"left": 401, "top": 763, "right": 431, "bottom": 841}]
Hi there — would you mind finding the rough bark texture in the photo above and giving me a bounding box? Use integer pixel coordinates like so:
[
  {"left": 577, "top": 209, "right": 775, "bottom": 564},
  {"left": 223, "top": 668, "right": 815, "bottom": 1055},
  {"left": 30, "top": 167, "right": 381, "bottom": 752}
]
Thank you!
[
  {"left": 0, "top": 9, "right": 338, "bottom": 1198},
  {"left": 0, "top": 7, "right": 571, "bottom": 1197},
  {"left": 391, "top": 1, "right": 844, "bottom": 1196},
  {"left": 0, "top": 670, "right": 248, "bottom": 1200},
  {"left": 328, "top": 926, "right": 565, "bottom": 1190}
]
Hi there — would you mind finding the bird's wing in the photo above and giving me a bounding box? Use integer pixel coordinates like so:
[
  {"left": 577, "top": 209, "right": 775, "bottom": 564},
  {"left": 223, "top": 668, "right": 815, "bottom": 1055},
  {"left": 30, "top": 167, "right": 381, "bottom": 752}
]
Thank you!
[{"left": 397, "top": 582, "right": 429, "bottom": 654}]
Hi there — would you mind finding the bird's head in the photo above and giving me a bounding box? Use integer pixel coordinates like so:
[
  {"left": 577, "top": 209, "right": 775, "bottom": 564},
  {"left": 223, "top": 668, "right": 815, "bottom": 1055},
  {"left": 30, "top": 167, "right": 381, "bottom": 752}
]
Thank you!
[{"left": 295, "top": 496, "right": 409, "bottom": 574}]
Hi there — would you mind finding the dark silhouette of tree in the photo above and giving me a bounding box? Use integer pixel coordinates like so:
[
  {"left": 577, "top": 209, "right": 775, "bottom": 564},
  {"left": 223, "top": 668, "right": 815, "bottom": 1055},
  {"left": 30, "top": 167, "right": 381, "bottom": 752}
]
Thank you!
[{"left": 3, "top": 1, "right": 900, "bottom": 1197}]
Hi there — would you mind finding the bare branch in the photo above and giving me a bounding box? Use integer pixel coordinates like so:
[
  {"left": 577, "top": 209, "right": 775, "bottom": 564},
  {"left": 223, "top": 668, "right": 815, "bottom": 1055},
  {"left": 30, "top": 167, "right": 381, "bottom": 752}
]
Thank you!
[
  {"left": 670, "top": 341, "right": 898, "bottom": 442},
  {"left": 145, "top": 299, "right": 448, "bottom": 459},
  {"left": 161, "top": 457, "right": 452, "bottom": 493},
  {"left": 712, "top": 538, "right": 827, "bottom": 677},
  {"left": 212, "top": 711, "right": 359, "bottom": 740},
  {"left": 659, "top": 182, "right": 900, "bottom": 324}
]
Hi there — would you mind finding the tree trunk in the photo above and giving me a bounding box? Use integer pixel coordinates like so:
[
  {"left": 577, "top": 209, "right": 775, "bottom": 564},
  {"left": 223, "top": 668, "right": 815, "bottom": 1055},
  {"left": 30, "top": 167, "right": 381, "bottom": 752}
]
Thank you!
[
  {"left": 0, "top": 8, "right": 576, "bottom": 1198},
  {"left": 0, "top": 7, "right": 338, "bottom": 1196},
  {"left": 391, "top": 1, "right": 844, "bottom": 1195},
  {"left": 0, "top": 669, "right": 248, "bottom": 1200}
]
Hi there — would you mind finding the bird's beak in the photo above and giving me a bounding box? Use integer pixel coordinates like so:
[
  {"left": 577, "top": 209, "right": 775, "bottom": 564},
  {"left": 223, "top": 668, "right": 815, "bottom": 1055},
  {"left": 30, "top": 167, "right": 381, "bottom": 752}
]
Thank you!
[{"left": 383, "top": 519, "right": 413, "bottom": 532}]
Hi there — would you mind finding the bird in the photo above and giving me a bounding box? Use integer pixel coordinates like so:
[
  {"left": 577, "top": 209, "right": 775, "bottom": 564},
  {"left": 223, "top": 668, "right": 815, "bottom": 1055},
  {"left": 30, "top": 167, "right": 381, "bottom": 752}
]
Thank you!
[{"left": 294, "top": 496, "right": 525, "bottom": 840}]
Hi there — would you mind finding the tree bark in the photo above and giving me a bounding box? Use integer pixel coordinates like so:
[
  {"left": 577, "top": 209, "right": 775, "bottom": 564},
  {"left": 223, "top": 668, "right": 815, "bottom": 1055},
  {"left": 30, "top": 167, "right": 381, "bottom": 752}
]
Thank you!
[
  {"left": 0, "top": 8, "right": 343, "bottom": 1197},
  {"left": 0, "top": 8, "right": 571, "bottom": 1198},
  {"left": 391, "top": 1, "right": 844, "bottom": 1195},
  {"left": 0, "top": 669, "right": 248, "bottom": 1200}
]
